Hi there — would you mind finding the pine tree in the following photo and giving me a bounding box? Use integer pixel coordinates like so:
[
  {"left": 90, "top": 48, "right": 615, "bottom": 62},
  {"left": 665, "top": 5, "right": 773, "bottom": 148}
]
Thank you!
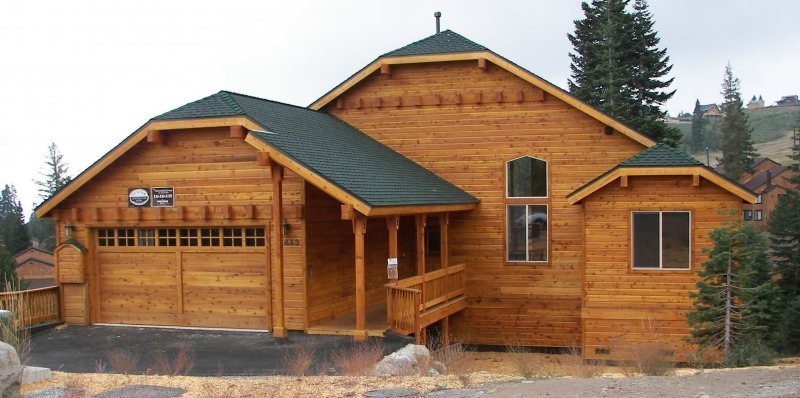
[
  {"left": 27, "top": 213, "right": 56, "bottom": 252},
  {"left": 687, "top": 219, "right": 779, "bottom": 364},
  {"left": 34, "top": 142, "right": 71, "bottom": 201},
  {"left": 690, "top": 99, "right": 709, "bottom": 153},
  {"left": 0, "top": 185, "right": 30, "bottom": 256},
  {"left": 717, "top": 64, "right": 758, "bottom": 181},
  {"left": 767, "top": 118, "right": 800, "bottom": 353},
  {"left": 568, "top": 0, "right": 679, "bottom": 145},
  {"left": 0, "top": 248, "right": 23, "bottom": 292}
]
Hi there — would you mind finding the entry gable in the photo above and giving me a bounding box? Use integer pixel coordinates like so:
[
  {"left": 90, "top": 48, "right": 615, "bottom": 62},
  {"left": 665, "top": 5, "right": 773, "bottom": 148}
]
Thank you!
[
  {"left": 567, "top": 144, "right": 757, "bottom": 204},
  {"left": 309, "top": 30, "right": 656, "bottom": 147}
]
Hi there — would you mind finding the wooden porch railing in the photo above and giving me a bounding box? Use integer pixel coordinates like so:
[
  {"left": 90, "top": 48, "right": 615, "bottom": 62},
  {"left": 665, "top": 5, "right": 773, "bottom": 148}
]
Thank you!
[
  {"left": 0, "top": 286, "right": 60, "bottom": 327},
  {"left": 385, "top": 263, "right": 467, "bottom": 336}
]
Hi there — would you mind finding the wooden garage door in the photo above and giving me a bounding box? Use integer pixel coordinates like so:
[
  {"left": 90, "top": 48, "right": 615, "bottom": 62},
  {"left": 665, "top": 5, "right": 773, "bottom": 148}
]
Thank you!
[{"left": 96, "top": 227, "right": 270, "bottom": 330}]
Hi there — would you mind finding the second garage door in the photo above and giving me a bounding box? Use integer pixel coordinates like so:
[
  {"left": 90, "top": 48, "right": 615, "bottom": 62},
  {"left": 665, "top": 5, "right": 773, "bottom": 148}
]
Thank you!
[{"left": 96, "top": 226, "right": 270, "bottom": 330}]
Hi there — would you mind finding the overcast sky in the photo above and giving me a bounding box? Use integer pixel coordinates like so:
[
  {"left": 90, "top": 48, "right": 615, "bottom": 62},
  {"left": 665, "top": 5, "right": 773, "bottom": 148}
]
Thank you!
[{"left": 1, "top": 1, "right": 798, "bottom": 215}]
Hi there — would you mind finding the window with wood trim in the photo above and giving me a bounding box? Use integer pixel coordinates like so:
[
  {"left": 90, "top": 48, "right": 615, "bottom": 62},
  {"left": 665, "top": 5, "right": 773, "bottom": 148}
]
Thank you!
[
  {"left": 632, "top": 211, "right": 691, "bottom": 269},
  {"left": 506, "top": 156, "right": 548, "bottom": 263},
  {"left": 98, "top": 227, "right": 266, "bottom": 248}
]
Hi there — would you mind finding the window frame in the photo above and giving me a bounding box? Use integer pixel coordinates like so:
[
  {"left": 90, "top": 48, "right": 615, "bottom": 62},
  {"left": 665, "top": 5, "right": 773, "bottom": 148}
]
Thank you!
[
  {"left": 504, "top": 155, "right": 550, "bottom": 265},
  {"left": 630, "top": 211, "right": 692, "bottom": 271},
  {"left": 754, "top": 210, "right": 763, "bottom": 221},
  {"left": 755, "top": 194, "right": 762, "bottom": 204}
]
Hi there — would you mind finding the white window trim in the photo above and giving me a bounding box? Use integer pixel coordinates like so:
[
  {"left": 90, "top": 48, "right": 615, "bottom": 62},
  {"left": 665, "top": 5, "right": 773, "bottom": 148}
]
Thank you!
[
  {"left": 506, "top": 204, "right": 549, "bottom": 263},
  {"left": 505, "top": 155, "right": 549, "bottom": 199},
  {"left": 631, "top": 211, "right": 692, "bottom": 270},
  {"left": 755, "top": 194, "right": 762, "bottom": 204}
]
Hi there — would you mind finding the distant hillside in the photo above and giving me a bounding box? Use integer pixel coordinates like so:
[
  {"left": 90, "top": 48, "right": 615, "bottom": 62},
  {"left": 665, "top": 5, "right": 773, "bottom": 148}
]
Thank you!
[{"left": 673, "top": 105, "right": 800, "bottom": 144}]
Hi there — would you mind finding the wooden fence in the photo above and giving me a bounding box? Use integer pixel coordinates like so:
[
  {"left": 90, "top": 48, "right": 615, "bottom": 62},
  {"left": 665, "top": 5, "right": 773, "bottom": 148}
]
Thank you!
[
  {"left": 386, "top": 264, "right": 466, "bottom": 336},
  {"left": 0, "top": 286, "right": 60, "bottom": 326}
]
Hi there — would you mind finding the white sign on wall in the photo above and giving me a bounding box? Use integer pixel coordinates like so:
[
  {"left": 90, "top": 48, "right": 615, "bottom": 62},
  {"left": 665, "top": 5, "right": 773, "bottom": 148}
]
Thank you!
[{"left": 387, "top": 258, "right": 399, "bottom": 280}]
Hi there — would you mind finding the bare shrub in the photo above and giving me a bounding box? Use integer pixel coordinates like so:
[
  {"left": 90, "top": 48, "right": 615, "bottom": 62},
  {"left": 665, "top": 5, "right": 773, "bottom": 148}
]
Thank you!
[
  {"left": 105, "top": 348, "right": 139, "bottom": 375},
  {"left": 94, "top": 359, "right": 107, "bottom": 373},
  {"left": 505, "top": 341, "right": 556, "bottom": 379},
  {"left": 616, "top": 320, "right": 674, "bottom": 376},
  {"left": 456, "top": 373, "right": 472, "bottom": 388},
  {"left": 0, "top": 285, "right": 31, "bottom": 365},
  {"left": 561, "top": 340, "right": 602, "bottom": 378},
  {"left": 150, "top": 342, "right": 195, "bottom": 376},
  {"left": 429, "top": 335, "right": 469, "bottom": 375},
  {"left": 331, "top": 340, "right": 384, "bottom": 376},
  {"left": 281, "top": 342, "right": 316, "bottom": 376}
]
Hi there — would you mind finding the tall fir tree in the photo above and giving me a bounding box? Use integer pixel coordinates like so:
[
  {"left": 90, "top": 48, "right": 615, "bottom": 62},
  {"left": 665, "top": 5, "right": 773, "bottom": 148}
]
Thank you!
[
  {"left": 29, "top": 142, "right": 71, "bottom": 252},
  {"left": 766, "top": 117, "right": 800, "bottom": 353},
  {"left": 0, "top": 248, "right": 23, "bottom": 292},
  {"left": 690, "top": 99, "right": 709, "bottom": 153},
  {"left": 687, "top": 219, "right": 780, "bottom": 364},
  {"left": 717, "top": 64, "right": 758, "bottom": 181},
  {"left": 568, "top": 0, "right": 679, "bottom": 146},
  {"left": 0, "top": 185, "right": 30, "bottom": 256}
]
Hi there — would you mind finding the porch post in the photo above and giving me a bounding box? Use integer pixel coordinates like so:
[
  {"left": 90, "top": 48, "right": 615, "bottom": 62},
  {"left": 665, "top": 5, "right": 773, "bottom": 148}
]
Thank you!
[
  {"left": 271, "top": 164, "right": 286, "bottom": 338},
  {"left": 387, "top": 215, "right": 399, "bottom": 281},
  {"left": 354, "top": 214, "right": 368, "bottom": 341},
  {"left": 440, "top": 213, "right": 449, "bottom": 269},
  {"left": 415, "top": 214, "right": 426, "bottom": 275}
]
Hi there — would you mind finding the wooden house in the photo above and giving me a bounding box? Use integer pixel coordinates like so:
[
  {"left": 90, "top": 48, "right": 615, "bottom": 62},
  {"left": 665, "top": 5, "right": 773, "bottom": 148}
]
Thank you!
[
  {"left": 741, "top": 158, "right": 796, "bottom": 230},
  {"left": 35, "top": 30, "right": 755, "bottom": 360},
  {"left": 13, "top": 247, "right": 56, "bottom": 289}
]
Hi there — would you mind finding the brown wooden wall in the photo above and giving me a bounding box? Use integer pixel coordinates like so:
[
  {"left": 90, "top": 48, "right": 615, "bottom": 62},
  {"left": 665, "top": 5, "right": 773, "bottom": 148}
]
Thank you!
[
  {"left": 581, "top": 175, "right": 742, "bottom": 360},
  {"left": 324, "top": 60, "right": 646, "bottom": 347},
  {"left": 305, "top": 184, "right": 416, "bottom": 326},
  {"left": 51, "top": 127, "right": 306, "bottom": 330}
]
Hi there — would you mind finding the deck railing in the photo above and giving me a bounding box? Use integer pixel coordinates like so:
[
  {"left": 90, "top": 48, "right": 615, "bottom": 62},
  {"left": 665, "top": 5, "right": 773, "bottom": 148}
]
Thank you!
[
  {"left": 0, "top": 286, "right": 60, "bottom": 327},
  {"left": 385, "top": 264, "right": 466, "bottom": 335}
]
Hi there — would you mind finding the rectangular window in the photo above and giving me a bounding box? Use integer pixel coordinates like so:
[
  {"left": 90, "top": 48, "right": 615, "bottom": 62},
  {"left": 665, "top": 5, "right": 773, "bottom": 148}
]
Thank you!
[
  {"left": 200, "top": 228, "right": 221, "bottom": 247},
  {"left": 755, "top": 194, "right": 762, "bottom": 204},
  {"left": 755, "top": 210, "right": 763, "bottom": 221},
  {"left": 743, "top": 210, "right": 753, "bottom": 221},
  {"left": 244, "top": 228, "right": 266, "bottom": 247},
  {"left": 179, "top": 228, "right": 199, "bottom": 247},
  {"left": 632, "top": 211, "right": 690, "bottom": 269},
  {"left": 507, "top": 204, "right": 548, "bottom": 262},
  {"left": 138, "top": 229, "right": 156, "bottom": 247},
  {"left": 97, "top": 229, "right": 115, "bottom": 247},
  {"left": 223, "top": 228, "right": 243, "bottom": 247},
  {"left": 158, "top": 228, "right": 177, "bottom": 247},
  {"left": 117, "top": 229, "right": 135, "bottom": 246}
]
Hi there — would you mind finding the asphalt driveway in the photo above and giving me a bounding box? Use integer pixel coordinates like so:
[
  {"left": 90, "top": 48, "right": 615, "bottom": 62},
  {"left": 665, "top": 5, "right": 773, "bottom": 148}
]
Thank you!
[{"left": 29, "top": 325, "right": 405, "bottom": 376}]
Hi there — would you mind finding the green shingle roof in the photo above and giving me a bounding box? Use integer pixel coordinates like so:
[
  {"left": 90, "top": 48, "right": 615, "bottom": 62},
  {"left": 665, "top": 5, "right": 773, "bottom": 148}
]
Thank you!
[
  {"left": 157, "top": 91, "right": 477, "bottom": 208},
  {"left": 382, "top": 30, "right": 488, "bottom": 57},
  {"left": 618, "top": 143, "right": 704, "bottom": 167}
]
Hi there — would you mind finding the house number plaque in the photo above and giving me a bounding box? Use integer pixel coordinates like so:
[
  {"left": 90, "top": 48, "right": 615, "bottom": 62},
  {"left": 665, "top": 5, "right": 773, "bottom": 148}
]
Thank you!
[{"left": 283, "top": 239, "right": 301, "bottom": 247}]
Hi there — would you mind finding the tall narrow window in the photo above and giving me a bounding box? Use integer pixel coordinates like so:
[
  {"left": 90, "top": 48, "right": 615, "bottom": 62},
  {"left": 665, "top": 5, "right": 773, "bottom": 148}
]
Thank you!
[
  {"left": 506, "top": 156, "right": 548, "bottom": 263},
  {"left": 632, "top": 211, "right": 691, "bottom": 269}
]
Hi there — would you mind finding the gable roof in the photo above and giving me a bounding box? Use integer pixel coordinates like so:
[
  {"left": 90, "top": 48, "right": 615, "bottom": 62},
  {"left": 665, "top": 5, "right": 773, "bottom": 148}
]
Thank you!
[
  {"left": 381, "top": 30, "right": 488, "bottom": 57},
  {"left": 310, "top": 30, "right": 656, "bottom": 147},
  {"left": 568, "top": 144, "right": 756, "bottom": 204},
  {"left": 36, "top": 91, "right": 478, "bottom": 218},
  {"left": 212, "top": 92, "right": 478, "bottom": 209},
  {"left": 744, "top": 165, "right": 790, "bottom": 191}
]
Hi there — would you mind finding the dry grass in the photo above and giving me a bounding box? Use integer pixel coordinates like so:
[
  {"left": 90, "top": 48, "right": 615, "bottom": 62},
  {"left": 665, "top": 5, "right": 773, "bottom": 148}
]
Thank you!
[
  {"left": 561, "top": 341, "right": 603, "bottom": 378},
  {"left": 150, "top": 343, "right": 195, "bottom": 376},
  {"left": 504, "top": 341, "right": 558, "bottom": 379},
  {"left": 0, "top": 284, "right": 31, "bottom": 366},
  {"left": 105, "top": 348, "right": 139, "bottom": 375},
  {"left": 281, "top": 342, "right": 316, "bottom": 376},
  {"left": 614, "top": 320, "right": 675, "bottom": 376},
  {"left": 331, "top": 341, "right": 384, "bottom": 376}
]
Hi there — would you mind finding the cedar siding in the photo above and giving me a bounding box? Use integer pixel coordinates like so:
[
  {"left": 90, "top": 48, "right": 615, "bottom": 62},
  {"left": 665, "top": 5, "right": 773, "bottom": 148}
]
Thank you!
[{"left": 324, "top": 59, "right": 647, "bottom": 347}]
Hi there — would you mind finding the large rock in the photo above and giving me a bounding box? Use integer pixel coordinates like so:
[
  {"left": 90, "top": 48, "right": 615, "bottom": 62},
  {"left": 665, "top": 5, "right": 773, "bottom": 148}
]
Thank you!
[
  {"left": 0, "top": 341, "right": 22, "bottom": 396},
  {"left": 373, "top": 344, "right": 433, "bottom": 376},
  {"left": 21, "top": 367, "right": 52, "bottom": 384}
]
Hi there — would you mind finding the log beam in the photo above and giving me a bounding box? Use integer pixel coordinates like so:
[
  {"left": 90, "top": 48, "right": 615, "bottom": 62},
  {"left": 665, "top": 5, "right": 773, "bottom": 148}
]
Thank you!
[
  {"left": 440, "top": 213, "right": 449, "bottom": 269},
  {"left": 271, "top": 164, "right": 287, "bottom": 338},
  {"left": 415, "top": 214, "right": 426, "bottom": 275},
  {"left": 387, "top": 215, "right": 399, "bottom": 282},
  {"left": 353, "top": 214, "right": 367, "bottom": 341},
  {"left": 620, "top": 175, "right": 629, "bottom": 188},
  {"left": 229, "top": 125, "right": 247, "bottom": 139},
  {"left": 146, "top": 130, "right": 166, "bottom": 144},
  {"left": 477, "top": 58, "right": 487, "bottom": 70},
  {"left": 380, "top": 64, "right": 391, "bottom": 75}
]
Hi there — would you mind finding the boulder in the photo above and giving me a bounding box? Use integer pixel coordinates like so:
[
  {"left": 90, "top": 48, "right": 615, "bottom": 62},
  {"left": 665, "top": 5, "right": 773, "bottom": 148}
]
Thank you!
[
  {"left": 0, "top": 341, "right": 22, "bottom": 396},
  {"left": 21, "top": 367, "right": 52, "bottom": 384},
  {"left": 372, "top": 344, "right": 432, "bottom": 376}
]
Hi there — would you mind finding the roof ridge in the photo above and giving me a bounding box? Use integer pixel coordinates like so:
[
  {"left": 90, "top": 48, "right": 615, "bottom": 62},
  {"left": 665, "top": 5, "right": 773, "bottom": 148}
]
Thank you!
[
  {"left": 221, "top": 90, "right": 324, "bottom": 114},
  {"left": 381, "top": 29, "right": 489, "bottom": 58},
  {"left": 218, "top": 91, "right": 246, "bottom": 115}
]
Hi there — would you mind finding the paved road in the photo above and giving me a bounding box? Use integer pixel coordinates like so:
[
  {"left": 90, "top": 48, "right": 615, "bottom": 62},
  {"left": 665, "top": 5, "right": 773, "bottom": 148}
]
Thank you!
[
  {"left": 485, "top": 365, "right": 800, "bottom": 398},
  {"left": 29, "top": 325, "right": 404, "bottom": 376}
]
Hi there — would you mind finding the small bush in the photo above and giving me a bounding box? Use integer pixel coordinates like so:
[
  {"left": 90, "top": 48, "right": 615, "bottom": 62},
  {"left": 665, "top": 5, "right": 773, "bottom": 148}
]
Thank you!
[
  {"left": 331, "top": 340, "right": 384, "bottom": 376},
  {"left": 105, "top": 348, "right": 139, "bottom": 375},
  {"left": 281, "top": 342, "right": 316, "bottom": 376},
  {"left": 562, "top": 342, "right": 601, "bottom": 378},
  {"left": 150, "top": 342, "right": 195, "bottom": 376},
  {"left": 621, "top": 342, "right": 674, "bottom": 376},
  {"left": 725, "top": 339, "right": 776, "bottom": 368},
  {"left": 505, "top": 341, "right": 556, "bottom": 379}
]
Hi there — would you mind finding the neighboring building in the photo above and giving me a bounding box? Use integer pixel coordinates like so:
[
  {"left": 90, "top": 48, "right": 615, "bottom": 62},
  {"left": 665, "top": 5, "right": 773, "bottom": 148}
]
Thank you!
[
  {"left": 741, "top": 158, "right": 796, "bottom": 230},
  {"left": 34, "top": 30, "right": 755, "bottom": 361},
  {"left": 747, "top": 95, "right": 765, "bottom": 110},
  {"left": 777, "top": 95, "right": 799, "bottom": 106},
  {"left": 13, "top": 247, "right": 55, "bottom": 289},
  {"left": 693, "top": 100, "right": 723, "bottom": 119}
]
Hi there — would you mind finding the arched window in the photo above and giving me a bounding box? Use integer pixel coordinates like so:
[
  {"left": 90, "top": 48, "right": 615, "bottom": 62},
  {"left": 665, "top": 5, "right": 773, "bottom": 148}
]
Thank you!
[{"left": 506, "top": 156, "right": 548, "bottom": 263}]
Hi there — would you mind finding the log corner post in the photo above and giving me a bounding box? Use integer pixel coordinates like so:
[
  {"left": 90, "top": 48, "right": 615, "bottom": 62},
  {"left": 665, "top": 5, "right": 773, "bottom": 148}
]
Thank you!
[
  {"left": 353, "top": 213, "right": 368, "bottom": 341},
  {"left": 271, "top": 164, "right": 287, "bottom": 338}
]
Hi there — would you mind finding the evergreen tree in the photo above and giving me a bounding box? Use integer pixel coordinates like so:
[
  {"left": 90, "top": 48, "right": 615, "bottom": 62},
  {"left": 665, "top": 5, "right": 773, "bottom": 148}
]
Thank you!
[
  {"left": 0, "top": 248, "right": 23, "bottom": 292},
  {"left": 717, "top": 64, "right": 758, "bottom": 181},
  {"left": 767, "top": 118, "right": 800, "bottom": 353},
  {"left": 568, "top": 0, "right": 679, "bottom": 145},
  {"left": 687, "top": 219, "right": 779, "bottom": 364},
  {"left": 690, "top": 99, "right": 709, "bottom": 153},
  {"left": 27, "top": 213, "right": 56, "bottom": 252},
  {"left": 34, "top": 142, "right": 71, "bottom": 201},
  {"left": 0, "top": 185, "right": 29, "bottom": 256}
]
